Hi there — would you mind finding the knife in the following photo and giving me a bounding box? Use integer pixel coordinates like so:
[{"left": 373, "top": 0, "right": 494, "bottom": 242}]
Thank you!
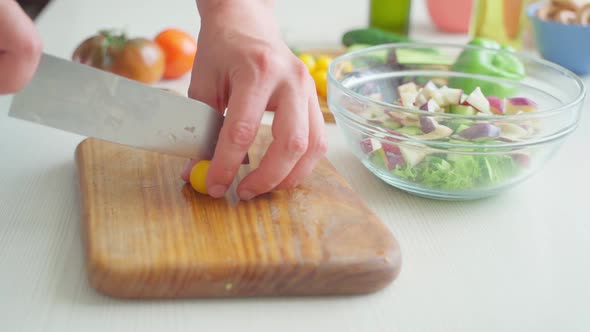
[{"left": 8, "top": 53, "right": 245, "bottom": 206}]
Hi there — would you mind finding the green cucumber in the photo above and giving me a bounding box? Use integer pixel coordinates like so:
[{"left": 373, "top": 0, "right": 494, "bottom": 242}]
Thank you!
[
  {"left": 441, "top": 118, "right": 471, "bottom": 131},
  {"left": 346, "top": 44, "right": 388, "bottom": 66},
  {"left": 346, "top": 44, "right": 372, "bottom": 52},
  {"left": 449, "top": 105, "right": 477, "bottom": 116},
  {"left": 395, "top": 49, "right": 451, "bottom": 65},
  {"left": 396, "top": 126, "right": 423, "bottom": 135},
  {"left": 369, "top": 149, "right": 387, "bottom": 169},
  {"left": 342, "top": 28, "right": 411, "bottom": 47},
  {"left": 383, "top": 119, "right": 402, "bottom": 130}
]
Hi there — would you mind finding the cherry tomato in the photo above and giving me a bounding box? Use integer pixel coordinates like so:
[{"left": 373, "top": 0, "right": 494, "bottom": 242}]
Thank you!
[
  {"left": 72, "top": 30, "right": 165, "bottom": 84},
  {"left": 154, "top": 28, "right": 197, "bottom": 79},
  {"left": 189, "top": 160, "right": 211, "bottom": 195},
  {"left": 315, "top": 55, "right": 333, "bottom": 72},
  {"left": 312, "top": 69, "right": 327, "bottom": 98}
]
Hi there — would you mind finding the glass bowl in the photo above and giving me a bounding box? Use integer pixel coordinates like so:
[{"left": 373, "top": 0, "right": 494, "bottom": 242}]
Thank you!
[{"left": 327, "top": 43, "right": 586, "bottom": 200}]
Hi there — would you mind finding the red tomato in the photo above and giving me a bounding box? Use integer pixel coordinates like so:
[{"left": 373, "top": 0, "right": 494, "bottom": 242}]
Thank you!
[{"left": 155, "top": 28, "right": 198, "bottom": 79}]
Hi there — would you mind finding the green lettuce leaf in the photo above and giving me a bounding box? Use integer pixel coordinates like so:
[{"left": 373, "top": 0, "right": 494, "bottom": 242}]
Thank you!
[{"left": 392, "top": 153, "right": 520, "bottom": 191}]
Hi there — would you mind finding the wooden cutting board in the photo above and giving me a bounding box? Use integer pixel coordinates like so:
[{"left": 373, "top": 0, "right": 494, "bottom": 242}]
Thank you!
[
  {"left": 75, "top": 125, "right": 401, "bottom": 299},
  {"left": 319, "top": 97, "right": 333, "bottom": 123}
]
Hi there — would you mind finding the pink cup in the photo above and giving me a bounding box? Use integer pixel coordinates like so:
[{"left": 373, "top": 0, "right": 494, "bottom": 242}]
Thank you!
[{"left": 426, "top": 0, "right": 473, "bottom": 33}]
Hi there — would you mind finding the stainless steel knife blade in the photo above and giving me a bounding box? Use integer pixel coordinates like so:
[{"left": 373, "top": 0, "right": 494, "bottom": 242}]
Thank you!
[{"left": 9, "top": 53, "right": 223, "bottom": 161}]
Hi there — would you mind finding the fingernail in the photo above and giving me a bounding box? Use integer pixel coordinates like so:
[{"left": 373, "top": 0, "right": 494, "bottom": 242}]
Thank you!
[
  {"left": 209, "top": 185, "right": 227, "bottom": 198},
  {"left": 239, "top": 190, "right": 255, "bottom": 201}
]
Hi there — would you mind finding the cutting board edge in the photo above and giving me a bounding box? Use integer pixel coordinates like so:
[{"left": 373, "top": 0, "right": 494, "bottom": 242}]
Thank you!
[
  {"left": 74, "top": 138, "right": 99, "bottom": 287},
  {"left": 82, "top": 252, "right": 401, "bottom": 299},
  {"left": 77, "top": 214, "right": 401, "bottom": 298}
]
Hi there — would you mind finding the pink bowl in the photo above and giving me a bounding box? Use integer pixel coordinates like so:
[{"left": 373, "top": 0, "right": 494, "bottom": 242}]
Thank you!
[{"left": 426, "top": 0, "right": 473, "bottom": 33}]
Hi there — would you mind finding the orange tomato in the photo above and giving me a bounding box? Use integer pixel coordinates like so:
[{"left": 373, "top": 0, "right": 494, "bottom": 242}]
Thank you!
[{"left": 155, "top": 28, "right": 197, "bottom": 79}]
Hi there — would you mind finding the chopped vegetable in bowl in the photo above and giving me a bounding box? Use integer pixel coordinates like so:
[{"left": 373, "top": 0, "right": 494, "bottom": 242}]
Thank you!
[
  {"left": 352, "top": 81, "right": 542, "bottom": 196},
  {"left": 327, "top": 42, "right": 585, "bottom": 200}
]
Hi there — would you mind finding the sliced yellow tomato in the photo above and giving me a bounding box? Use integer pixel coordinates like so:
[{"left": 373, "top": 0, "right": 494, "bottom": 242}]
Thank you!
[{"left": 189, "top": 160, "right": 211, "bottom": 195}]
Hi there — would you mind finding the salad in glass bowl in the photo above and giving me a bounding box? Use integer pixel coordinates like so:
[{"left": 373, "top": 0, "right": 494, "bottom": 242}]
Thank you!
[{"left": 327, "top": 40, "right": 585, "bottom": 200}]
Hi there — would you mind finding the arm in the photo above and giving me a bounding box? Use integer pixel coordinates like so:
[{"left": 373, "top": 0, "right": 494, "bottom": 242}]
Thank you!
[
  {"left": 183, "top": 0, "right": 327, "bottom": 200},
  {"left": 0, "top": 0, "right": 43, "bottom": 94}
]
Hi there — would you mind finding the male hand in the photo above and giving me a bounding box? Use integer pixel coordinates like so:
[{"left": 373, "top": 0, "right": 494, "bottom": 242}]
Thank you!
[{"left": 183, "top": 0, "right": 327, "bottom": 201}]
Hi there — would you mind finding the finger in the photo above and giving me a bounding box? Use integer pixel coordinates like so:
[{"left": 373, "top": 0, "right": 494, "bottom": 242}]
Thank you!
[
  {"left": 205, "top": 78, "right": 271, "bottom": 198},
  {"left": 236, "top": 84, "right": 309, "bottom": 200},
  {"left": 0, "top": 1, "right": 42, "bottom": 94},
  {"left": 276, "top": 93, "right": 328, "bottom": 189}
]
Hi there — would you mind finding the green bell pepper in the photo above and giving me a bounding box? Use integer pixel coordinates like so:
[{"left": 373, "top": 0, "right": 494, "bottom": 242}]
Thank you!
[{"left": 449, "top": 38, "right": 525, "bottom": 98}]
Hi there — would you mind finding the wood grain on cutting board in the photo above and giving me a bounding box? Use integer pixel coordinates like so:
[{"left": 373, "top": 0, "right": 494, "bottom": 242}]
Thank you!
[{"left": 75, "top": 126, "right": 401, "bottom": 298}]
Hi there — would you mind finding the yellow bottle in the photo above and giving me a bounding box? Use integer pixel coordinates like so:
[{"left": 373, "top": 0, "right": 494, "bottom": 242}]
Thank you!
[{"left": 470, "top": 0, "right": 528, "bottom": 49}]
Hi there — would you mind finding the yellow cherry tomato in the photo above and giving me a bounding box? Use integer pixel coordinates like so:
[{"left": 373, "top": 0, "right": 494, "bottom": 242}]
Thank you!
[
  {"left": 312, "top": 69, "right": 327, "bottom": 98},
  {"left": 298, "top": 53, "right": 316, "bottom": 73},
  {"left": 315, "top": 55, "right": 333, "bottom": 72},
  {"left": 189, "top": 160, "right": 211, "bottom": 195}
]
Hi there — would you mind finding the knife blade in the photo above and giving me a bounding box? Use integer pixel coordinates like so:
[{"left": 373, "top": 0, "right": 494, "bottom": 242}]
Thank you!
[
  {"left": 8, "top": 53, "right": 246, "bottom": 206},
  {"left": 9, "top": 53, "right": 225, "bottom": 160}
]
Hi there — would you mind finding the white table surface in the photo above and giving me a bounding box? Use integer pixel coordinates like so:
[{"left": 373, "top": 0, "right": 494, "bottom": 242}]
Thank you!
[{"left": 1, "top": 0, "right": 589, "bottom": 331}]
